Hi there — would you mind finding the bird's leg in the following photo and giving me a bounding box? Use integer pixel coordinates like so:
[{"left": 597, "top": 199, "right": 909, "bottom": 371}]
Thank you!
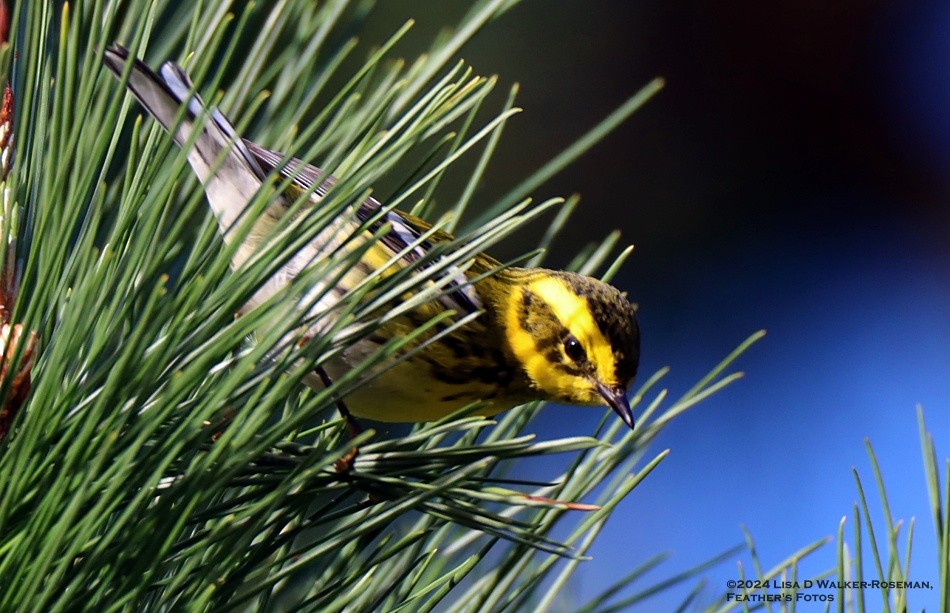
[{"left": 316, "top": 367, "right": 361, "bottom": 473}]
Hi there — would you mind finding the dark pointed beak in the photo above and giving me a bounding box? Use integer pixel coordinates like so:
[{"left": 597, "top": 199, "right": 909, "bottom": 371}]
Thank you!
[{"left": 595, "top": 382, "right": 635, "bottom": 429}]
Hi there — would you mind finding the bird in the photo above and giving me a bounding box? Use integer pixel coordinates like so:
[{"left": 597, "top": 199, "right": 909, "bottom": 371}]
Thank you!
[{"left": 102, "top": 45, "right": 641, "bottom": 430}]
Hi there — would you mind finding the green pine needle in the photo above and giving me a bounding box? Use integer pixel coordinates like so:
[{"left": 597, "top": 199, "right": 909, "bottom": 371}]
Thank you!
[{"left": 4, "top": 2, "right": 918, "bottom": 612}]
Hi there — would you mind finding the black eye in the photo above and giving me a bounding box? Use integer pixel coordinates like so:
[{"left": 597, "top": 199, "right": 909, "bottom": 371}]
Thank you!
[{"left": 563, "top": 335, "right": 586, "bottom": 362}]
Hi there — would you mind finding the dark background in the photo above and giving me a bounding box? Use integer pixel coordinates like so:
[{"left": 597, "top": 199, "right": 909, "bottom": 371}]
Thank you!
[{"left": 361, "top": 1, "right": 950, "bottom": 607}]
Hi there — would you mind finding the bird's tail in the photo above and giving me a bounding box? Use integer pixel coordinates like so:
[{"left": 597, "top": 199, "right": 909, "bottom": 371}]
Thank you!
[{"left": 102, "top": 45, "right": 265, "bottom": 237}]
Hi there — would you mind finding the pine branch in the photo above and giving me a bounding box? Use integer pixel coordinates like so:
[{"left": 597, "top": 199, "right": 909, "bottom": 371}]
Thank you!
[{"left": 0, "top": 2, "right": 768, "bottom": 611}]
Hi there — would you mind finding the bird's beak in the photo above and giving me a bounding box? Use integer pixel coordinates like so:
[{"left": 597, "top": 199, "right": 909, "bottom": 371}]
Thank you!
[{"left": 595, "top": 381, "right": 635, "bottom": 430}]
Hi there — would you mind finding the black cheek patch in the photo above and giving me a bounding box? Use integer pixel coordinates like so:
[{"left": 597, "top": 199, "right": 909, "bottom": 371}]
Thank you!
[{"left": 520, "top": 289, "right": 534, "bottom": 324}]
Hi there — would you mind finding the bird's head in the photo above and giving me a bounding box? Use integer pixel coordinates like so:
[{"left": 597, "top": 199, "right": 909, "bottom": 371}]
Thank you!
[{"left": 503, "top": 270, "right": 640, "bottom": 428}]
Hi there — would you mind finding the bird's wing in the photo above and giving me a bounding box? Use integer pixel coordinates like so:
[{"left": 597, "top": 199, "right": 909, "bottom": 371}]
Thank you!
[
  {"left": 244, "top": 141, "right": 483, "bottom": 315},
  {"left": 105, "top": 46, "right": 481, "bottom": 316}
]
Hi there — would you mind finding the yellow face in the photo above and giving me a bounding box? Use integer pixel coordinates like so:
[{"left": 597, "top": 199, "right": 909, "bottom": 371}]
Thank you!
[{"left": 504, "top": 272, "right": 640, "bottom": 428}]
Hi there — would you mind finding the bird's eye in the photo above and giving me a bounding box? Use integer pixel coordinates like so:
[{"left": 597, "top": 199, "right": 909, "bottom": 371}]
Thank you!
[{"left": 563, "top": 335, "right": 587, "bottom": 362}]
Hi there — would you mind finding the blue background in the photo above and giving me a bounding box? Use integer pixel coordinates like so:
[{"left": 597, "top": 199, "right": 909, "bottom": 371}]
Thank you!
[{"left": 365, "top": 1, "right": 950, "bottom": 608}]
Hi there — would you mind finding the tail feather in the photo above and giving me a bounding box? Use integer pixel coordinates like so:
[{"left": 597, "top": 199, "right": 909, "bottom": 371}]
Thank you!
[{"left": 103, "top": 45, "right": 265, "bottom": 238}]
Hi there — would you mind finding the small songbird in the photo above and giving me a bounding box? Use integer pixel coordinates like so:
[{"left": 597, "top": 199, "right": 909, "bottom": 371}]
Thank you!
[{"left": 103, "top": 45, "right": 640, "bottom": 428}]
